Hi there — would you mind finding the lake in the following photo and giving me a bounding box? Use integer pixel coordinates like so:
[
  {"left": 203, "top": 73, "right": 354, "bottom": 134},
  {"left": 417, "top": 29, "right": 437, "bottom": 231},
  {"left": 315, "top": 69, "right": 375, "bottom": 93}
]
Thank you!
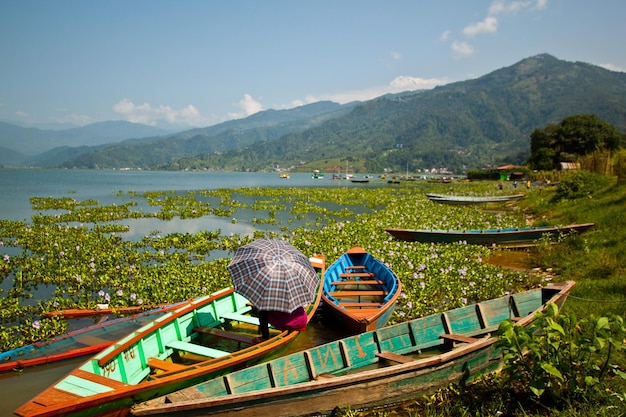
[{"left": 0, "top": 169, "right": 384, "bottom": 414}]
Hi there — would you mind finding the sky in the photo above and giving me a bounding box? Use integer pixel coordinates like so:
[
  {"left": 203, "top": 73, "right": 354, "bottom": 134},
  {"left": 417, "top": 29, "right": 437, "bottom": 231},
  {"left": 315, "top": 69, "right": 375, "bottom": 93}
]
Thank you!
[{"left": 2, "top": 0, "right": 626, "bottom": 130}]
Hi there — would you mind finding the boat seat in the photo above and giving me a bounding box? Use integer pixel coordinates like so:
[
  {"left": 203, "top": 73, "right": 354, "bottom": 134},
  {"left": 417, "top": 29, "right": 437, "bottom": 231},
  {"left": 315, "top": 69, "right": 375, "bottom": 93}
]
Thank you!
[
  {"left": 345, "top": 265, "right": 366, "bottom": 270},
  {"left": 166, "top": 340, "right": 230, "bottom": 358},
  {"left": 331, "top": 280, "right": 383, "bottom": 286},
  {"left": 193, "top": 327, "right": 257, "bottom": 345},
  {"left": 339, "top": 272, "right": 375, "bottom": 278},
  {"left": 147, "top": 357, "right": 185, "bottom": 372},
  {"left": 220, "top": 312, "right": 261, "bottom": 326},
  {"left": 329, "top": 290, "right": 387, "bottom": 297},
  {"left": 376, "top": 351, "right": 414, "bottom": 364},
  {"left": 440, "top": 333, "right": 478, "bottom": 344},
  {"left": 337, "top": 302, "right": 383, "bottom": 307}
]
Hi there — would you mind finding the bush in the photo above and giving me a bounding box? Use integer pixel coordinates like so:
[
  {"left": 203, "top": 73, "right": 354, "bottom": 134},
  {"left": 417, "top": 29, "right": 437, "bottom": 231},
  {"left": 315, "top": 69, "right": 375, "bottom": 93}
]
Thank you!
[{"left": 496, "top": 303, "right": 626, "bottom": 407}]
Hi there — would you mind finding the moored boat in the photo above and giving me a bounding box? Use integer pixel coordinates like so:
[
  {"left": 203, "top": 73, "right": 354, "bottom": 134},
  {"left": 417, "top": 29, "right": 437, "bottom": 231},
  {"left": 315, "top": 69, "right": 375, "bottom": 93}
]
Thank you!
[
  {"left": 0, "top": 302, "right": 187, "bottom": 373},
  {"left": 322, "top": 247, "right": 401, "bottom": 334},
  {"left": 131, "top": 281, "right": 575, "bottom": 417},
  {"left": 386, "top": 223, "right": 595, "bottom": 246},
  {"left": 426, "top": 193, "right": 525, "bottom": 205},
  {"left": 15, "top": 256, "right": 325, "bottom": 417}
]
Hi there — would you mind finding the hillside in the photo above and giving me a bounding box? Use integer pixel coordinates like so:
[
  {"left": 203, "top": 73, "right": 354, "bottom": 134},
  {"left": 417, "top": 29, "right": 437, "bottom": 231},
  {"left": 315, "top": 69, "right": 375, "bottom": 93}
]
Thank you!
[
  {"left": 174, "top": 54, "right": 626, "bottom": 173},
  {"left": 5, "top": 54, "right": 626, "bottom": 173},
  {"left": 58, "top": 101, "right": 355, "bottom": 169}
]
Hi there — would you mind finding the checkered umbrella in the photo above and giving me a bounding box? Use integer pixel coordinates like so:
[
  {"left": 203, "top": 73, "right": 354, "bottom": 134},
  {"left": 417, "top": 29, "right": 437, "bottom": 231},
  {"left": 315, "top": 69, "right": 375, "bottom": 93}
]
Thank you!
[{"left": 228, "top": 239, "right": 318, "bottom": 313}]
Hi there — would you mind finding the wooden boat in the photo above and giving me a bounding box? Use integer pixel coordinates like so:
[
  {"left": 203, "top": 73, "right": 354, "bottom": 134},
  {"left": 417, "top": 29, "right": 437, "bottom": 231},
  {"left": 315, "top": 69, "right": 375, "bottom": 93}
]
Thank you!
[
  {"left": 426, "top": 193, "right": 525, "bottom": 205},
  {"left": 131, "top": 281, "right": 576, "bottom": 417},
  {"left": 322, "top": 247, "right": 401, "bottom": 334},
  {"left": 386, "top": 223, "right": 595, "bottom": 246},
  {"left": 15, "top": 256, "right": 325, "bottom": 417},
  {"left": 0, "top": 302, "right": 187, "bottom": 373}
]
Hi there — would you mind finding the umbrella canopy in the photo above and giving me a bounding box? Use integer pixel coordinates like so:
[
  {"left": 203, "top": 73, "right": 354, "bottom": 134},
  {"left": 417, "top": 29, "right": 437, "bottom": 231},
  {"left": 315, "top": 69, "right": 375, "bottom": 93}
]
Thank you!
[{"left": 228, "top": 239, "right": 319, "bottom": 313}]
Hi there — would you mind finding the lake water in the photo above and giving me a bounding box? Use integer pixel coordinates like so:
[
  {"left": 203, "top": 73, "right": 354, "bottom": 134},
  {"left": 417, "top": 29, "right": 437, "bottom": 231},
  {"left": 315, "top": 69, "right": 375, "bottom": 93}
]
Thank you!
[
  {"left": 0, "top": 169, "right": 381, "bottom": 222},
  {"left": 0, "top": 169, "right": 383, "bottom": 414}
]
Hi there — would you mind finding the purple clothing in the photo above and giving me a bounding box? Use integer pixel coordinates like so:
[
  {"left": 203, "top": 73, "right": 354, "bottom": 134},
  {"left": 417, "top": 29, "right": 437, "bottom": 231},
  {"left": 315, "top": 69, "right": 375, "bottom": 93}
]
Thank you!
[{"left": 267, "top": 306, "right": 308, "bottom": 331}]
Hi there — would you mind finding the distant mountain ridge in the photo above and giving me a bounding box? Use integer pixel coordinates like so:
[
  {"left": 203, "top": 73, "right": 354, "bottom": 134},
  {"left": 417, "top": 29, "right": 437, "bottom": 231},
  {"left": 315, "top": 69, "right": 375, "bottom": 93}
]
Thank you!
[{"left": 3, "top": 54, "right": 626, "bottom": 172}]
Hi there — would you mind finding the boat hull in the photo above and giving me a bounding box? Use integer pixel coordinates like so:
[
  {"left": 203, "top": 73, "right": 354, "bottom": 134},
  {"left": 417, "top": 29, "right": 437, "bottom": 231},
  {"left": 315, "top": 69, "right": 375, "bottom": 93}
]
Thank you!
[
  {"left": 132, "top": 281, "right": 575, "bottom": 417},
  {"left": 426, "top": 193, "right": 525, "bottom": 205},
  {"left": 0, "top": 303, "right": 186, "bottom": 373},
  {"left": 386, "top": 223, "right": 595, "bottom": 246}
]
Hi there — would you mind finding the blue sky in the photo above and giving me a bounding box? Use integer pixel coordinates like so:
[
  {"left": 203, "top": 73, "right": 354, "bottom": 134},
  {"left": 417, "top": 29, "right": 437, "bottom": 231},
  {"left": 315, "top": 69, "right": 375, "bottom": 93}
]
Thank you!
[{"left": 2, "top": 0, "right": 625, "bottom": 129}]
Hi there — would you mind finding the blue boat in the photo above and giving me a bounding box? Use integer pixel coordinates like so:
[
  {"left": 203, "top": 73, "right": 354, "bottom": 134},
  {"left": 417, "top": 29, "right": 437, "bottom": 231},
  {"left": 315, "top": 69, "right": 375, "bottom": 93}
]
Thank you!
[{"left": 322, "top": 246, "right": 401, "bottom": 334}]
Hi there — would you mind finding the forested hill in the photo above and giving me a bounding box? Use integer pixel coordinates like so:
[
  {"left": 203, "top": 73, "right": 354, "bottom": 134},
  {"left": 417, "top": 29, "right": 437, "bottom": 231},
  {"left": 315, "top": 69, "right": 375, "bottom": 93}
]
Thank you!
[{"left": 65, "top": 54, "right": 626, "bottom": 172}]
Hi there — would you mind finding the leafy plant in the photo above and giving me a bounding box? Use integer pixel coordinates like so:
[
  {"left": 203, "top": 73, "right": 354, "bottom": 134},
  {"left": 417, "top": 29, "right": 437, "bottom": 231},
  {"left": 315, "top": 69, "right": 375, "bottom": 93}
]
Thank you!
[{"left": 496, "top": 303, "right": 626, "bottom": 406}]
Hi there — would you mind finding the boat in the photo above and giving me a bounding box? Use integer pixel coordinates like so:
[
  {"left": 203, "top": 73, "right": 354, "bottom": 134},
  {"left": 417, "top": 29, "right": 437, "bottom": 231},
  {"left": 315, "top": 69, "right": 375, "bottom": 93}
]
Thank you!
[
  {"left": 426, "top": 193, "right": 525, "bottom": 205},
  {"left": 15, "top": 256, "right": 325, "bottom": 417},
  {"left": 278, "top": 173, "right": 290, "bottom": 179},
  {"left": 386, "top": 223, "right": 595, "bottom": 246},
  {"left": 0, "top": 302, "right": 187, "bottom": 373},
  {"left": 131, "top": 281, "right": 576, "bottom": 417},
  {"left": 312, "top": 170, "right": 324, "bottom": 179},
  {"left": 322, "top": 247, "right": 401, "bottom": 334}
]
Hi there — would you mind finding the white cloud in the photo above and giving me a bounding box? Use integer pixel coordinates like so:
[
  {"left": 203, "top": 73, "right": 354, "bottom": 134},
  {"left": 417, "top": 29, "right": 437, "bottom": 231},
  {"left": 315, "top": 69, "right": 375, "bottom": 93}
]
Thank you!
[
  {"left": 390, "top": 51, "right": 402, "bottom": 60},
  {"left": 112, "top": 98, "right": 209, "bottom": 127},
  {"left": 440, "top": 30, "right": 452, "bottom": 42},
  {"left": 463, "top": 16, "right": 499, "bottom": 37},
  {"left": 227, "top": 94, "right": 264, "bottom": 119},
  {"left": 304, "top": 76, "right": 449, "bottom": 105},
  {"left": 451, "top": 41, "right": 475, "bottom": 58}
]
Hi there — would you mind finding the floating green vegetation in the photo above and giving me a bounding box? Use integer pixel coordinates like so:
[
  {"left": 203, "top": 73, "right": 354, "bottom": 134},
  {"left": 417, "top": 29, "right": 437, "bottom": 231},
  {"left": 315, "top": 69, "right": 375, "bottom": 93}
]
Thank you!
[{"left": 0, "top": 184, "right": 527, "bottom": 352}]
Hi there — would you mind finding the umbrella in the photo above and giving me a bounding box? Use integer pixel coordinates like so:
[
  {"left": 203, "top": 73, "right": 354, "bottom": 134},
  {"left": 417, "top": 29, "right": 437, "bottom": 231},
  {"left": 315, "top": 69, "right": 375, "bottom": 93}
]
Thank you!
[{"left": 228, "top": 239, "right": 319, "bottom": 313}]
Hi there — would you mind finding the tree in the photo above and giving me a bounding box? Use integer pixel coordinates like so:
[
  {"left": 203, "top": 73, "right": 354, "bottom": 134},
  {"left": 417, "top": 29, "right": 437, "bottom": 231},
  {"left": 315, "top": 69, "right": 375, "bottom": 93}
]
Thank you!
[{"left": 528, "top": 114, "right": 623, "bottom": 170}]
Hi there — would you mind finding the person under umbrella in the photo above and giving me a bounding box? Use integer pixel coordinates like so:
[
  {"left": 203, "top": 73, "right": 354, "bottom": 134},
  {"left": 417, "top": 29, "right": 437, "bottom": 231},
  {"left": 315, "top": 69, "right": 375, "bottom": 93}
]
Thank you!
[{"left": 227, "top": 238, "right": 320, "bottom": 340}]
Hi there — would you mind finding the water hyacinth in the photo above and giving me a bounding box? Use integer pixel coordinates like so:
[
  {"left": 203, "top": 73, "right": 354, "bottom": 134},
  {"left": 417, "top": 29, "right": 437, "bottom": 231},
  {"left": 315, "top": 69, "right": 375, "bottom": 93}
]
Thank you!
[{"left": 0, "top": 183, "right": 529, "bottom": 351}]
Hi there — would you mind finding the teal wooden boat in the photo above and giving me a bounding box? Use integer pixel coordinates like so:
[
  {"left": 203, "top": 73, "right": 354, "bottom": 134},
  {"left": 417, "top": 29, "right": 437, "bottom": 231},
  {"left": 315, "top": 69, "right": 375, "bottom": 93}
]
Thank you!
[
  {"left": 386, "top": 223, "right": 595, "bottom": 246},
  {"left": 426, "top": 193, "right": 525, "bottom": 205},
  {"left": 15, "top": 255, "right": 325, "bottom": 417},
  {"left": 131, "top": 281, "right": 575, "bottom": 417},
  {"left": 0, "top": 302, "right": 186, "bottom": 373},
  {"left": 322, "top": 246, "right": 401, "bottom": 334}
]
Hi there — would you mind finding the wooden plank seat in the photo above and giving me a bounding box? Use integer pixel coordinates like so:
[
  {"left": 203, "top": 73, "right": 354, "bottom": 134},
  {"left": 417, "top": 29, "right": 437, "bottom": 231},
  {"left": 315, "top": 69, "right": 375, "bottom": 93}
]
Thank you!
[
  {"left": 147, "top": 357, "right": 185, "bottom": 372},
  {"left": 337, "top": 302, "right": 383, "bottom": 307},
  {"left": 440, "top": 333, "right": 478, "bottom": 344},
  {"left": 166, "top": 340, "right": 230, "bottom": 358},
  {"left": 345, "top": 265, "right": 366, "bottom": 270},
  {"left": 376, "top": 351, "right": 414, "bottom": 364},
  {"left": 329, "top": 290, "right": 388, "bottom": 297},
  {"left": 339, "top": 272, "right": 375, "bottom": 278},
  {"left": 220, "top": 311, "right": 261, "bottom": 326},
  {"left": 194, "top": 327, "right": 257, "bottom": 345},
  {"left": 331, "top": 279, "right": 383, "bottom": 286}
]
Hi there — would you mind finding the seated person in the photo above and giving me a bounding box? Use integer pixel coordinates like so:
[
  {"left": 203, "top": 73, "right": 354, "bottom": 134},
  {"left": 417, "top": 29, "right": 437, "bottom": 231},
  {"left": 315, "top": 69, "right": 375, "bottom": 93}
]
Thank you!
[{"left": 257, "top": 306, "right": 308, "bottom": 340}]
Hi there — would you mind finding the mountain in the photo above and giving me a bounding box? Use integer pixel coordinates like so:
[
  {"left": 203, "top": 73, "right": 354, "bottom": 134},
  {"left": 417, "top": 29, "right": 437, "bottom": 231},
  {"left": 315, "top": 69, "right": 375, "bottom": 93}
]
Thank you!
[
  {"left": 5, "top": 54, "right": 626, "bottom": 172},
  {"left": 59, "top": 101, "right": 356, "bottom": 169},
  {"left": 0, "top": 121, "right": 173, "bottom": 164},
  {"left": 170, "top": 54, "right": 626, "bottom": 173}
]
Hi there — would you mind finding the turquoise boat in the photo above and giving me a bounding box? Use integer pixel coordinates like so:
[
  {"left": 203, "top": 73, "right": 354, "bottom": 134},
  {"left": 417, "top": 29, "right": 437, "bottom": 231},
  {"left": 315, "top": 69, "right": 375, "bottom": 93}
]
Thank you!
[
  {"left": 386, "top": 223, "right": 595, "bottom": 246},
  {"left": 131, "top": 281, "right": 575, "bottom": 417},
  {"left": 15, "top": 255, "right": 325, "bottom": 417}
]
